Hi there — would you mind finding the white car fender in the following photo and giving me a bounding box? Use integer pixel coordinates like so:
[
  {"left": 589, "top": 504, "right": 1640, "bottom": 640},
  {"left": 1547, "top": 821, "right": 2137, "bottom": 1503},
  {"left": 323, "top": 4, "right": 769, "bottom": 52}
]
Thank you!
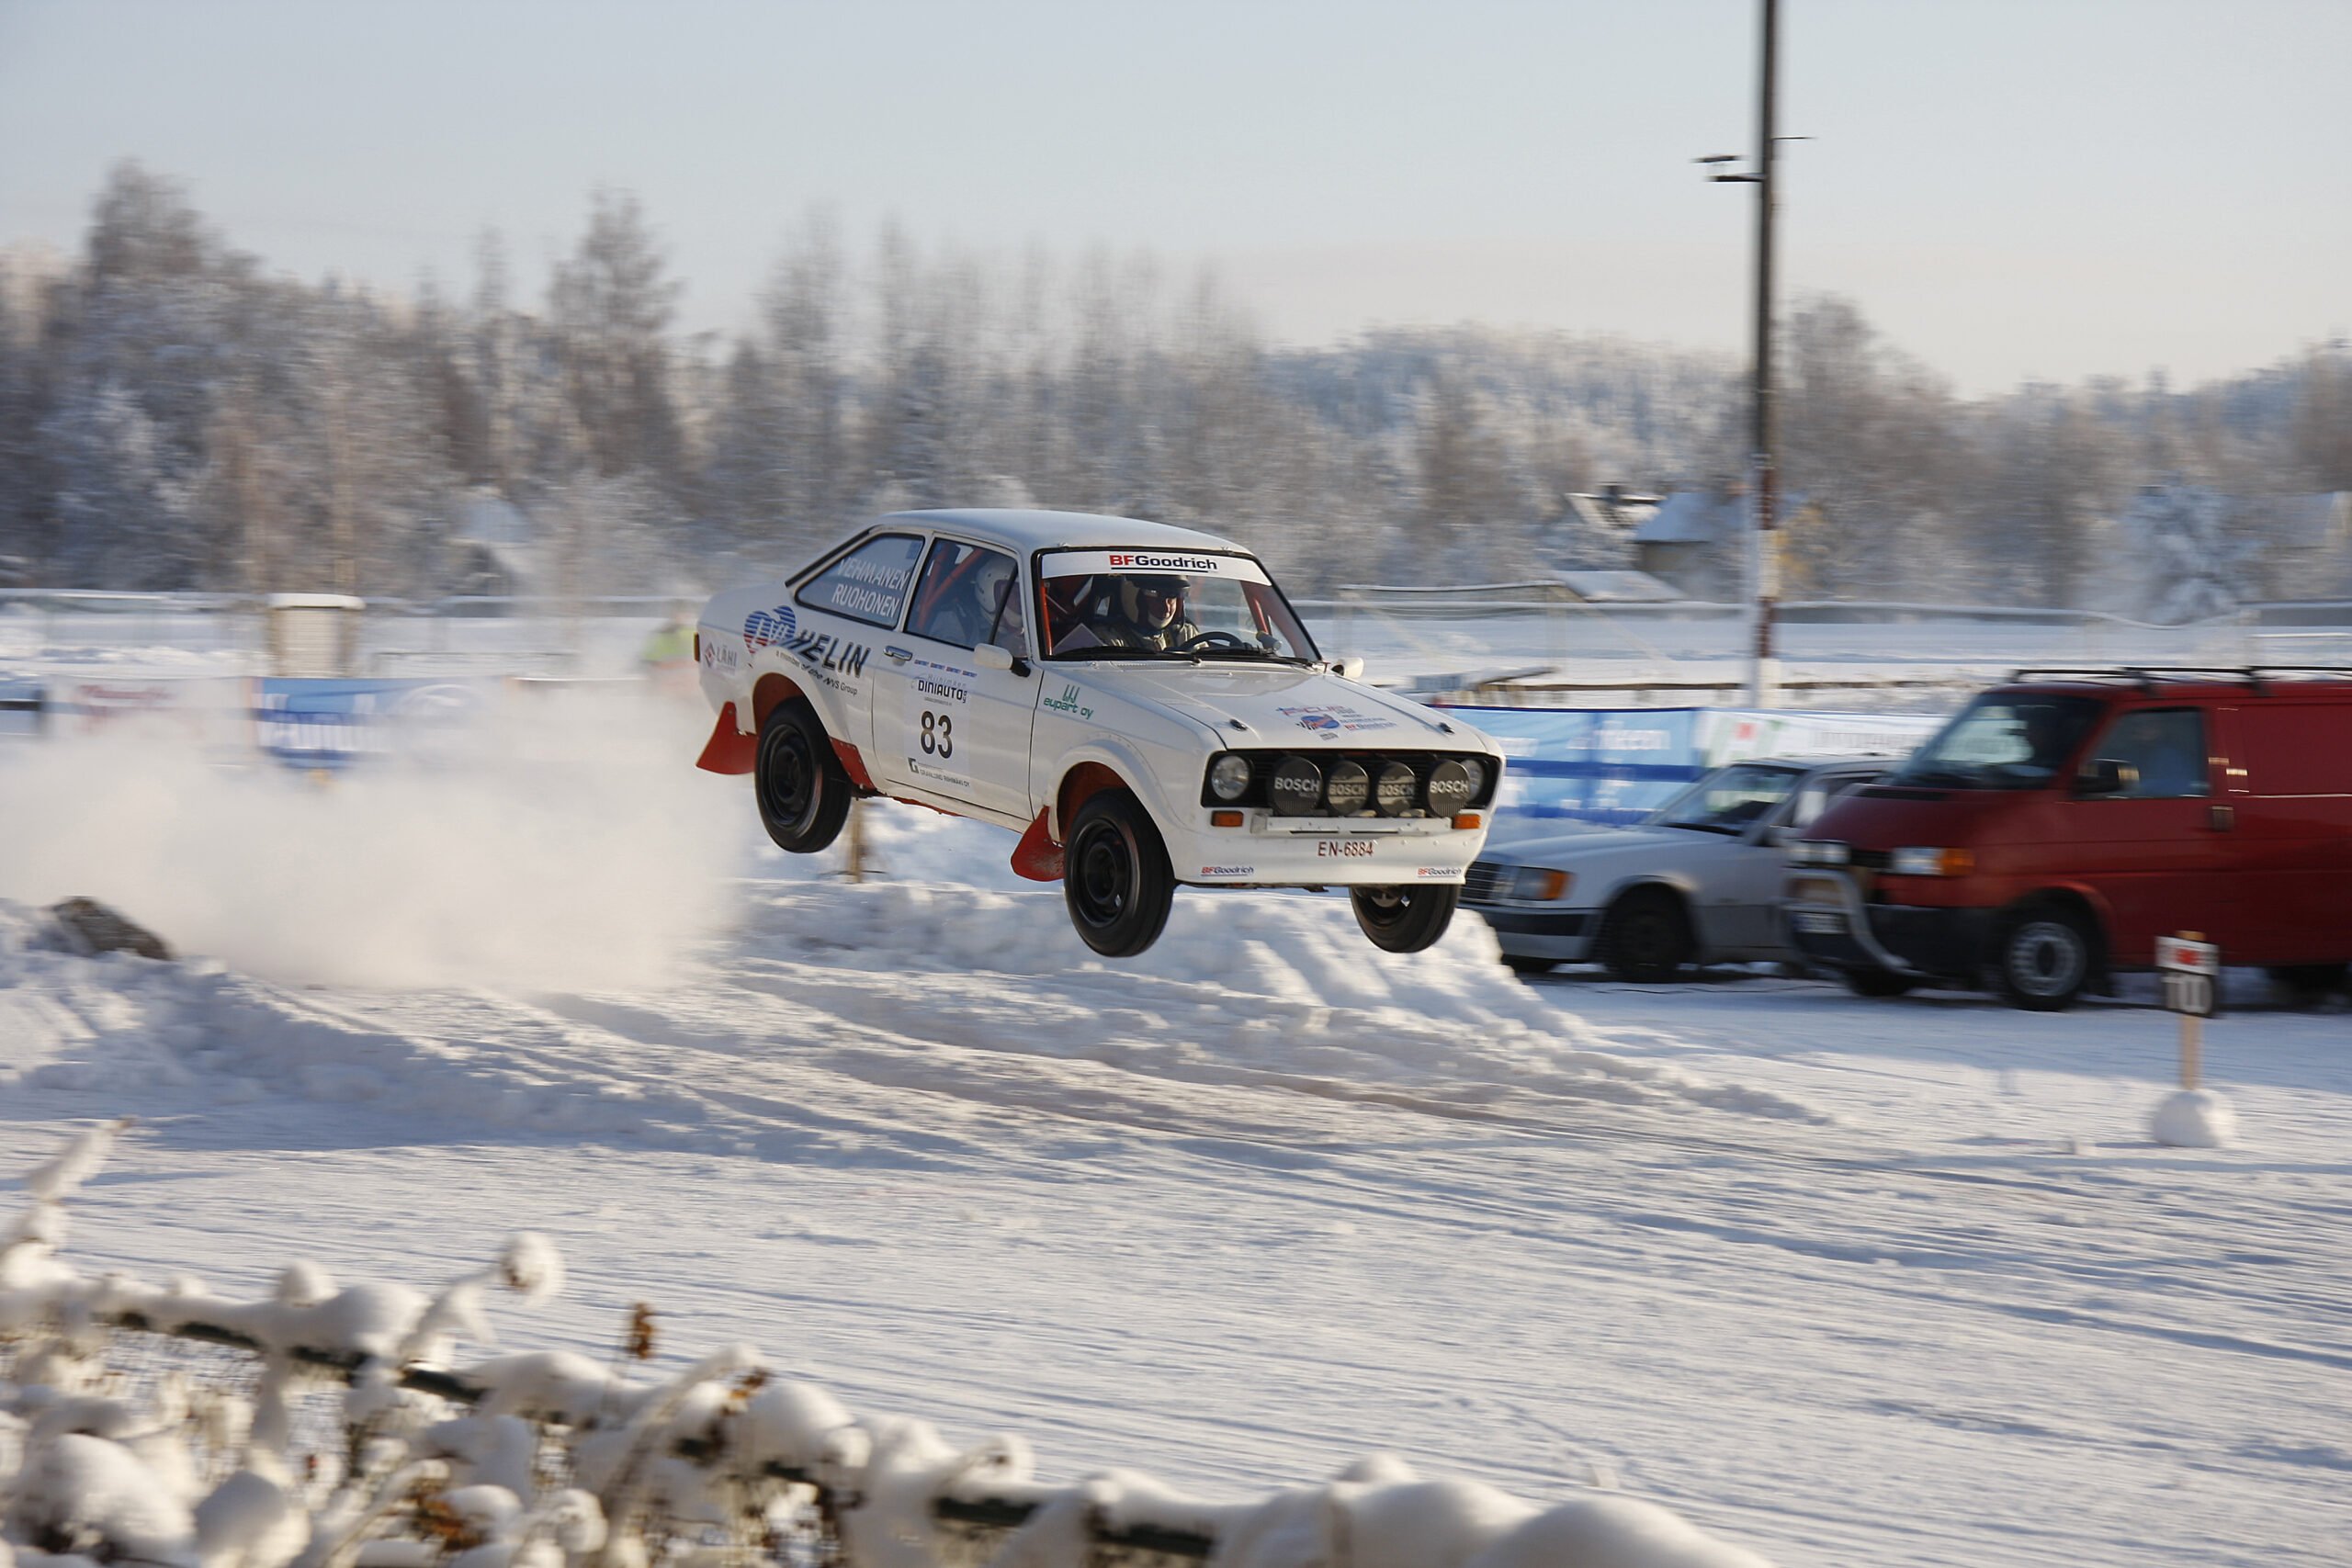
[{"left": 1041, "top": 732, "right": 1198, "bottom": 841}]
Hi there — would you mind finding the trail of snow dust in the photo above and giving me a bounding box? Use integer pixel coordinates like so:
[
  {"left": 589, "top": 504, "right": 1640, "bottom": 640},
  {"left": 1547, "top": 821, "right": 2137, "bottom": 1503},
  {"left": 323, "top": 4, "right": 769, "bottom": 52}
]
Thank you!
[{"left": 0, "top": 687, "right": 752, "bottom": 992}]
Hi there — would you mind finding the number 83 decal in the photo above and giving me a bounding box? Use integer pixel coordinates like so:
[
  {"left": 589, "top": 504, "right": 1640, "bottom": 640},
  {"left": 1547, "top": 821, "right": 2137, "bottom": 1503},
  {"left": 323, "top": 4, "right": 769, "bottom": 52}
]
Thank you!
[{"left": 920, "top": 710, "right": 955, "bottom": 758}]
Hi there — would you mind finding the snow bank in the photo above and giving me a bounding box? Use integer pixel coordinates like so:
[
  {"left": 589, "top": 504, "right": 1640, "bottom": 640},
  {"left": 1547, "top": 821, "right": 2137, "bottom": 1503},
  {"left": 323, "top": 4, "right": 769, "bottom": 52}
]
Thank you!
[
  {"left": 2152, "top": 1088, "right": 2237, "bottom": 1149},
  {"left": 3, "top": 1124, "right": 1781, "bottom": 1568},
  {"left": 0, "top": 687, "right": 751, "bottom": 992}
]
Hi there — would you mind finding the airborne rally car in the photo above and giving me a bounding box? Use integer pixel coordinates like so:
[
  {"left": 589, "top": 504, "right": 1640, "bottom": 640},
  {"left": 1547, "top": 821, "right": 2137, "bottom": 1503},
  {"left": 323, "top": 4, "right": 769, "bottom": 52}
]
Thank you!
[{"left": 695, "top": 510, "right": 1504, "bottom": 957}]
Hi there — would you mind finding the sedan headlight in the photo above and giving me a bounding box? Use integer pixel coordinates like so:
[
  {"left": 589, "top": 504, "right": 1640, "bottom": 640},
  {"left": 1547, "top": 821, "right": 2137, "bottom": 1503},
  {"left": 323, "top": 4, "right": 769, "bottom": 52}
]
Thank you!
[
  {"left": 1208, "top": 753, "right": 1253, "bottom": 803},
  {"left": 1789, "top": 840, "right": 1850, "bottom": 867},
  {"left": 1459, "top": 756, "right": 1487, "bottom": 797},
  {"left": 1890, "top": 846, "right": 1975, "bottom": 877},
  {"left": 1508, "top": 866, "right": 1573, "bottom": 902}
]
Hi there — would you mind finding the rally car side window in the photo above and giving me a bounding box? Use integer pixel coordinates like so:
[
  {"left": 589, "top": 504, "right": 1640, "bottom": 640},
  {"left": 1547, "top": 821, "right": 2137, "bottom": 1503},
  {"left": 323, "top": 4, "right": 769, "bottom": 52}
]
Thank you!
[{"left": 796, "top": 533, "right": 926, "bottom": 629}]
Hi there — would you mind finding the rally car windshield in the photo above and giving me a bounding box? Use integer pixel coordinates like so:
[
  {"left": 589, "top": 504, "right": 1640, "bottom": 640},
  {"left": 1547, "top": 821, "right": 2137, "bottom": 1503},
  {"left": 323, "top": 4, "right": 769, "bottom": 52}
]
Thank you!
[{"left": 1039, "top": 550, "right": 1318, "bottom": 663}]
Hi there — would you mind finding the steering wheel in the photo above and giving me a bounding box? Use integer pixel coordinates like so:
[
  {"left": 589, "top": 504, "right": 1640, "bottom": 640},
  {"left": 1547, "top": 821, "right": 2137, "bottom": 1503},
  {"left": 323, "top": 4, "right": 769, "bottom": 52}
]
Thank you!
[{"left": 1172, "top": 630, "right": 1254, "bottom": 653}]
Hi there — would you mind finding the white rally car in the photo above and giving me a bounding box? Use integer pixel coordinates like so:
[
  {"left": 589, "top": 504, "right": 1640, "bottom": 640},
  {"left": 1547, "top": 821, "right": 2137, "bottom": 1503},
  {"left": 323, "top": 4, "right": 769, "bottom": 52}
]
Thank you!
[{"left": 695, "top": 510, "right": 1504, "bottom": 957}]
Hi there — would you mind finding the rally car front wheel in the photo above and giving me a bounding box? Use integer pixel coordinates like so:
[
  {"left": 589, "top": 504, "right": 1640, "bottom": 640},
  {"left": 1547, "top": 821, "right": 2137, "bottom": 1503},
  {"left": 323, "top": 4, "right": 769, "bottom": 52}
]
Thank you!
[
  {"left": 1063, "top": 790, "right": 1175, "bottom": 957},
  {"left": 1351, "top": 885, "right": 1459, "bottom": 953},
  {"left": 755, "top": 699, "right": 853, "bottom": 854}
]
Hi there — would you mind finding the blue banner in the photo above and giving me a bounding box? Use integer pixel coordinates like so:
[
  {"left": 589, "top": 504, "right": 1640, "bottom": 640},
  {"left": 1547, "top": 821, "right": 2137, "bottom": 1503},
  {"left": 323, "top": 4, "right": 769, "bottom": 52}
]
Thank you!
[
  {"left": 1445, "top": 705, "right": 1939, "bottom": 826},
  {"left": 251, "top": 678, "right": 486, "bottom": 769},
  {"left": 1453, "top": 707, "right": 1709, "bottom": 824}
]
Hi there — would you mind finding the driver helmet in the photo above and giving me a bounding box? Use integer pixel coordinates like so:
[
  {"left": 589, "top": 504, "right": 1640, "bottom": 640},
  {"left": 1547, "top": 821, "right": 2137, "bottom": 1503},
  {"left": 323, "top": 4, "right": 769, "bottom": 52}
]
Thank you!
[
  {"left": 1120, "top": 573, "right": 1188, "bottom": 629},
  {"left": 972, "top": 555, "right": 1016, "bottom": 615}
]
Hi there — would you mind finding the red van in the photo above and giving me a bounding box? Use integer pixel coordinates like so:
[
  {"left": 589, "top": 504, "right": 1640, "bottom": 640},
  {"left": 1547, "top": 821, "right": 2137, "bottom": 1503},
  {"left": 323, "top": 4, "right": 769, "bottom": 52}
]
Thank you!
[{"left": 1785, "top": 670, "right": 2352, "bottom": 1009}]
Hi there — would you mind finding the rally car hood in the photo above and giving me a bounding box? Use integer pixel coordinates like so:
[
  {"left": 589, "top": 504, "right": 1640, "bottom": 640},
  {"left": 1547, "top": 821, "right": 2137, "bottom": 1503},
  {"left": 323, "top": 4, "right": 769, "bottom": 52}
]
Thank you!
[{"left": 1079, "top": 663, "right": 1469, "bottom": 749}]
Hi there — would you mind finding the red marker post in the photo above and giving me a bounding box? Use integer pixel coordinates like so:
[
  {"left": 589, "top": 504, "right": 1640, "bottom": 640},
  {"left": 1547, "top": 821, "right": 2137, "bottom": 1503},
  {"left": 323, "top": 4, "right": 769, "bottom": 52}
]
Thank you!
[{"left": 2152, "top": 931, "right": 2233, "bottom": 1148}]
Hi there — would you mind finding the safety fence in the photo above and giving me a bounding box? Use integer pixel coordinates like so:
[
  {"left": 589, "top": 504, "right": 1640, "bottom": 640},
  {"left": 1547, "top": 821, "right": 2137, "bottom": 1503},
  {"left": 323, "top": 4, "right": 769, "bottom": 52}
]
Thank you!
[{"left": 1, "top": 1125, "right": 1773, "bottom": 1568}]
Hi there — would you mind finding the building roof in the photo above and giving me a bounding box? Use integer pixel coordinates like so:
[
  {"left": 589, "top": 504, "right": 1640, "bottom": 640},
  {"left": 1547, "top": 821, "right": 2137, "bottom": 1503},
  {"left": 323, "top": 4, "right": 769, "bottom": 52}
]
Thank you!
[
  {"left": 879, "top": 509, "right": 1245, "bottom": 555},
  {"left": 1634, "top": 491, "right": 1744, "bottom": 545}
]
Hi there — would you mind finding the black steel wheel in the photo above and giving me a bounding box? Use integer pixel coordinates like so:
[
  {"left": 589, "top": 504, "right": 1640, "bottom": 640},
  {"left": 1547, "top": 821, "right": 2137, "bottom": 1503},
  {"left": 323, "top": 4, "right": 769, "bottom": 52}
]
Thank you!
[
  {"left": 1062, "top": 790, "right": 1175, "bottom": 957},
  {"left": 1351, "top": 884, "right": 1460, "bottom": 953},
  {"left": 1994, "top": 901, "right": 2096, "bottom": 1011},
  {"left": 755, "top": 699, "right": 852, "bottom": 854},
  {"left": 1599, "top": 886, "right": 1693, "bottom": 983}
]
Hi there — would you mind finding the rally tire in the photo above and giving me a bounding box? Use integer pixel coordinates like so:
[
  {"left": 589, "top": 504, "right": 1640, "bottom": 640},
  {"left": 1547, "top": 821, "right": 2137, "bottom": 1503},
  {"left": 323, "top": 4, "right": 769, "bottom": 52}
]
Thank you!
[
  {"left": 1063, "top": 790, "right": 1176, "bottom": 958},
  {"left": 755, "top": 699, "right": 853, "bottom": 854},
  {"left": 1351, "top": 885, "right": 1461, "bottom": 953},
  {"left": 1599, "top": 886, "right": 1694, "bottom": 983},
  {"left": 1994, "top": 901, "right": 2096, "bottom": 1011}
]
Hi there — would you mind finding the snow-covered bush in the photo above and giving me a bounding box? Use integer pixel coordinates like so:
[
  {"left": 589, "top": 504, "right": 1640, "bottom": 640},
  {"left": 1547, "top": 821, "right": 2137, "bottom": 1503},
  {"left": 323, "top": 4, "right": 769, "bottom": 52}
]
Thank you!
[{"left": 2, "top": 1123, "right": 1773, "bottom": 1568}]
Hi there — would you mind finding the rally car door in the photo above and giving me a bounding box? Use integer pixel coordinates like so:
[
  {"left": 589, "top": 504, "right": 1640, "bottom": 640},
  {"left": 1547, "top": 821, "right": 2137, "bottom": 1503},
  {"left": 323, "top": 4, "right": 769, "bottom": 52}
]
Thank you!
[{"left": 870, "top": 538, "right": 1039, "bottom": 820}]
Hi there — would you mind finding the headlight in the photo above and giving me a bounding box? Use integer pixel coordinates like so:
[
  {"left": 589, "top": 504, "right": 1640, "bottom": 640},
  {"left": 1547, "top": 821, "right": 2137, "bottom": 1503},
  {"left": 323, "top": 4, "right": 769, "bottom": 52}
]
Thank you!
[
  {"left": 1790, "top": 840, "right": 1850, "bottom": 866},
  {"left": 1459, "top": 756, "right": 1487, "bottom": 797},
  {"left": 1372, "top": 761, "right": 1417, "bottom": 817},
  {"left": 1508, "top": 866, "right": 1572, "bottom": 901},
  {"left": 1208, "top": 753, "right": 1252, "bottom": 803},
  {"left": 1324, "top": 759, "right": 1370, "bottom": 814},
  {"left": 1890, "top": 846, "right": 1975, "bottom": 877},
  {"left": 1424, "top": 759, "right": 1476, "bottom": 816},
  {"left": 1269, "top": 755, "right": 1323, "bottom": 817}
]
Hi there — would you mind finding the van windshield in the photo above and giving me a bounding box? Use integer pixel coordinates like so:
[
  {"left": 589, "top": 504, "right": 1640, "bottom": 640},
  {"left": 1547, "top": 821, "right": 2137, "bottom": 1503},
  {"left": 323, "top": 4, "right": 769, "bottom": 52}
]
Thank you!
[{"left": 1891, "top": 694, "right": 2105, "bottom": 791}]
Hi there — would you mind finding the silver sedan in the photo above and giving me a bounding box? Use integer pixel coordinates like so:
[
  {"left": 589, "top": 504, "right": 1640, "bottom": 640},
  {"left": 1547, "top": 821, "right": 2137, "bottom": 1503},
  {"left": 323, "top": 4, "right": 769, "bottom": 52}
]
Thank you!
[{"left": 1466, "top": 759, "right": 1888, "bottom": 979}]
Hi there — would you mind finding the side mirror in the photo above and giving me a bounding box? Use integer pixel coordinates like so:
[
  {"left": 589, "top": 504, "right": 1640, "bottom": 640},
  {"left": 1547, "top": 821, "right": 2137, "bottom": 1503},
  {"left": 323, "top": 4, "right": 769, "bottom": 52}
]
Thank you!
[
  {"left": 2075, "top": 757, "right": 2138, "bottom": 797},
  {"left": 973, "top": 642, "right": 1015, "bottom": 672},
  {"left": 1336, "top": 655, "right": 1365, "bottom": 681}
]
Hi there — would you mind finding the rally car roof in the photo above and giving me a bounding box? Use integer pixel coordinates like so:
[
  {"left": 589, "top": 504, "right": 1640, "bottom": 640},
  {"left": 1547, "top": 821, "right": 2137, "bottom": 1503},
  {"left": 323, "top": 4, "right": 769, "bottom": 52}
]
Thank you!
[{"left": 876, "top": 509, "right": 1247, "bottom": 557}]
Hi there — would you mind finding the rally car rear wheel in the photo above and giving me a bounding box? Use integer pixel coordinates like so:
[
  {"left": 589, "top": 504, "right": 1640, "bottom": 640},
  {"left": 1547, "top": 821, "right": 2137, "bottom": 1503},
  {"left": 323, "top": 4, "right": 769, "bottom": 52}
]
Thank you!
[
  {"left": 1063, "top": 790, "right": 1175, "bottom": 957},
  {"left": 1351, "top": 885, "right": 1459, "bottom": 953},
  {"left": 756, "top": 699, "right": 852, "bottom": 854}
]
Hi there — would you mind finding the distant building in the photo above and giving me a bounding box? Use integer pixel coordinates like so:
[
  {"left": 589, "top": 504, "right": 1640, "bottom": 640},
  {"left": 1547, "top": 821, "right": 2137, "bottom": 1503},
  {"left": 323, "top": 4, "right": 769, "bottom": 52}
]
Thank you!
[
  {"left": 446, "top": 491, "right": 540, "bottom": 599},
  {"left": 1634, "top": 485, "right": 1812, "bottom": 601}
]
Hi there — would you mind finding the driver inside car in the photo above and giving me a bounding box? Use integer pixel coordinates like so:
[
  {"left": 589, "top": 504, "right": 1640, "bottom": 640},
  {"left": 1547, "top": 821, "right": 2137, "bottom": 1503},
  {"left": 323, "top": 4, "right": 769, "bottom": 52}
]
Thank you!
[{"left": 1082, "top": 573, "right": 1201, "bottom": 652}]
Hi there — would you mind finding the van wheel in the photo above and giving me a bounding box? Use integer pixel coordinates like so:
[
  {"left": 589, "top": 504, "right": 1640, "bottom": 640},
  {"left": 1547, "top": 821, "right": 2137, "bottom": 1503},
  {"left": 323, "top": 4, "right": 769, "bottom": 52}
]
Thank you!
[
  {"left": 1352, "top": 885, "right": 1460, "bottom": 953},
  {"left": 1995, "top": 902, "right": 2096, "bottom": 1010},
  {"left": 1600, "top": 887, "right": 1693, "bottom": 983},
  {"left": 2265, "top": 963, "right": 2348, "bottom": 1008},
  {"left": 756, "top": 699, "right": 852, "bottom": 854},
  {"left": 1841, "top": 965, "right": 1918, "bottom": 998},
  {"left": 1063, "top": 790, "right": 1175, "bottom": 957}
]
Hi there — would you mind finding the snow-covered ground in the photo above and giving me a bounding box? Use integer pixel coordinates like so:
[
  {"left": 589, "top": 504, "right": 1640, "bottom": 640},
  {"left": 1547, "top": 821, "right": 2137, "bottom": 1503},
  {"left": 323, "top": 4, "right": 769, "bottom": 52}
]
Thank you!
[{"left": 5, "top": 688, "right": 2350, "bottom": 1566}]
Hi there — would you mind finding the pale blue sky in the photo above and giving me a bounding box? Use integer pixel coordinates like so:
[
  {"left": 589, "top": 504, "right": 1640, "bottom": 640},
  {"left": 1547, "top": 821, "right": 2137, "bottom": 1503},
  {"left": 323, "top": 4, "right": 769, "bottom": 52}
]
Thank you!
[{"left": 2, "top": 0, "right": 2346, "bottom": 393}]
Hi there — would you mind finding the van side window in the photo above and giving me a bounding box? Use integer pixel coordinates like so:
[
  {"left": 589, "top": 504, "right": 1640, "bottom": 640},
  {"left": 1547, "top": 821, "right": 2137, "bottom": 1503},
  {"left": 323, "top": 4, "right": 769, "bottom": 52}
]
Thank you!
[{"left": 2086, "top": 709, "right": 2208, "bottom": 798}]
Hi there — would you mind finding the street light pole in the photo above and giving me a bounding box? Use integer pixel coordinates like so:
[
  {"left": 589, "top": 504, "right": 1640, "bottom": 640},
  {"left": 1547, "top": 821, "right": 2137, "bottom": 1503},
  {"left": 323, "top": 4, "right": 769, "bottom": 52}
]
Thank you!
[
  {"left": 1748, "top": 0, "right": 1781, "bottom": 709},
  {"left": 1701, "top": 0, "right": 1783, "bottom": 708}
]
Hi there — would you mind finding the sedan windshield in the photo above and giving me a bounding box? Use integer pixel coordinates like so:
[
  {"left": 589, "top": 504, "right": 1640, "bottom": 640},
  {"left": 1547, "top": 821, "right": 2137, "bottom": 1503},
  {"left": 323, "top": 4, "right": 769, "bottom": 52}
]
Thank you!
[
  {"left": 1647, "top": 763, "right": 1802, "bottom": 834},
  {"left": 1040, "top": 549, "right": 1317, "bottom": 662},
  {"left": 1890, "top": 693, "right": 2104, "bottom": 791}
]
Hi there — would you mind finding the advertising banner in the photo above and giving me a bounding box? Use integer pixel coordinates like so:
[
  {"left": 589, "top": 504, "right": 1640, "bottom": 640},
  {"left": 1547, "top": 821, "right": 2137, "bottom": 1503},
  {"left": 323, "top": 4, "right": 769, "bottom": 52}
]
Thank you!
[
  {"left": 1448, "top": 705, "right": 1941, "bottom": 825},
  {"left": 251, "top": 678, "right": 486, "bottom": 769}
]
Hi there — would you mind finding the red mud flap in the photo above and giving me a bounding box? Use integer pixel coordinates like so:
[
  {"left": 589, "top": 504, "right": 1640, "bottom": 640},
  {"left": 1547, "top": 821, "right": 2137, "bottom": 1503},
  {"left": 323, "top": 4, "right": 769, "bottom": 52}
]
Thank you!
[
  {"left": 1012, "top": 808, "right": 1064, "bottom": 882},
  {"left": 695, "top": 703, "right": 756, "bottom": 774}
]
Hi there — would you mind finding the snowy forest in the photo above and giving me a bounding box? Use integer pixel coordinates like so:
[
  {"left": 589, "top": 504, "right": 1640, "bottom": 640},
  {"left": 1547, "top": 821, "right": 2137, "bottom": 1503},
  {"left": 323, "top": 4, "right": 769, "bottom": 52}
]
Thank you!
[{"left": 2, "top": 162, "right": 2348, "bottom": 610}]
